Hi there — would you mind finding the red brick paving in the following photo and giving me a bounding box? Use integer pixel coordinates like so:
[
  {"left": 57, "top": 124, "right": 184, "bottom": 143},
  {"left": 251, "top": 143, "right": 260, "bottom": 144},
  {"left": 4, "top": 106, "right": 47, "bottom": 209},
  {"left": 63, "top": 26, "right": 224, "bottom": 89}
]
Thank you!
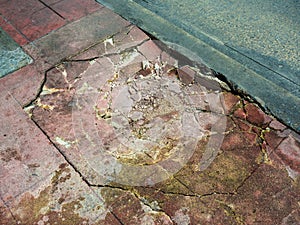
[
  {"left": 20, "top": 7, "right": 66, "bottom": 41},
  {"left": 0, "top": 0, "right": 46, "bottom": 39},
  {"left": 0, "top": 15, "right": 28, "bottom": 45},
  {"left": 51, "top": 0, "right": 103, "bottom": 22},
  {"left": 0, "top": 0, "right": 103, "bottom": 44},
  {"left": 0, "top": 0, "right": 300, "bottom": 224}
]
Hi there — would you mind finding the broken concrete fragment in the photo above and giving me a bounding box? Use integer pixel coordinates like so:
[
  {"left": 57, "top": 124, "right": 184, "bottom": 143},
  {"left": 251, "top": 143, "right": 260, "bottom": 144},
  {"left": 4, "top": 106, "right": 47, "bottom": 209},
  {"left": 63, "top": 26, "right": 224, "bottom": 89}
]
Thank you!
[
  {"left": 276, "top": 133, "right": 300, "bottom": 175},
  {"left": 269, "top": 119, "right": 286, "bottom": 131},
  {"left": 194, "top": 76, "right": 221, "bottom": 91},
  {"left": 222, "top": 92, "right": 240, "bottom": 115},
  {"left": 177, "top": 65, "right": 195, "bottom": 85},
  {"left": 245, "top": 103, "right": 272, "bottom": 127}
]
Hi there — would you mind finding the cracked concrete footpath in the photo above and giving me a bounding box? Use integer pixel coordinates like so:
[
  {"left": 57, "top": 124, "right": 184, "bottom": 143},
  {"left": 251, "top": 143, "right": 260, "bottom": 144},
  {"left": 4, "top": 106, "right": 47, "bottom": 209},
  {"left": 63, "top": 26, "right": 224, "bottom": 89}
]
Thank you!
[{"left": 1, "top": 2, "right": 300, "bottom": 225}]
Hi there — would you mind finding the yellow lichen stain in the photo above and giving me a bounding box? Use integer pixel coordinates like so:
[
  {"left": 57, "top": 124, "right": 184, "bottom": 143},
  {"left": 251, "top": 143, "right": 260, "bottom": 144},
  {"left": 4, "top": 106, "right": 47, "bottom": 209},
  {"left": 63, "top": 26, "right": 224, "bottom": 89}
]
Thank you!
[
  {"left": 13, "top": 187, "right": 51, "bottom": 224},
  {"left": 255, "top": 148, "right": 271, "bottom": 165},
  {"left": 94, "top": 105, "right": 111, "bottom": 120},
  {"left": 15, "top": 190, "right": 88, "bottom": 224},
  {"left": 255, "top": 128, "right": 271, "bottom": 165},
  {"left": 221, "top": 202, "right": 245, "bottom": 224},
  {"left": 206, "top": 153, "right": 249, "bottom": 187},
  {"left": 100, "top": 187, "right": 127, "bottom": 206},
  {"left": 107, "top": 72, "right": 119, "bottom": 83},
  {"left": 115, "top": 137, "right": 178, "bottom": 166},
  {"left": 36, "top": 98, "right": 54, "bottom": 111},
  {"left": 40, "top": 86, "right": 64, "bottom": 96},
  {"left": 45, "top": 199, "right": 88, "bottom": 225},
  {"left": 51, "top": 163, "right": 71, "bottom": 185},
  {"left": 13, "top": 163, "right": 90, "bottom": 224}
]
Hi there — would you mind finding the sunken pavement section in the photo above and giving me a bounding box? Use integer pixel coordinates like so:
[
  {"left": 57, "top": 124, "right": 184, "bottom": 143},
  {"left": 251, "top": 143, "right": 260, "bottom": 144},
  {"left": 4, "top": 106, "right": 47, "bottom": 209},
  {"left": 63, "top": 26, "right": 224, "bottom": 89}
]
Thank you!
[{"left": 1, "top": 3, "right": 300, "bottom": 225}]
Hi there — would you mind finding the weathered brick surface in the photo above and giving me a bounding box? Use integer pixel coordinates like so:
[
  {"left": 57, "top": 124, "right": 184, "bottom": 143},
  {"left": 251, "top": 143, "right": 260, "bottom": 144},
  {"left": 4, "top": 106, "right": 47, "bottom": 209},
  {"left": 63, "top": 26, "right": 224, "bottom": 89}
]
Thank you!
[
  {"left": 20, "top": 7, "right": 66, "bottom": 41},
  {"left": 0, "top": 15, "right": 28, "bottom": 45},
  {"left": 51, "top": 0, "right": 103, "bottom": 22}
]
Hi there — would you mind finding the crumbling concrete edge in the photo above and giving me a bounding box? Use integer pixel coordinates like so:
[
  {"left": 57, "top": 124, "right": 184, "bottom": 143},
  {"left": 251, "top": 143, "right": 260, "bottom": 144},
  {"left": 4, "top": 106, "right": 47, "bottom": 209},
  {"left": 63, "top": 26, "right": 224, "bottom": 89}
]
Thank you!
[{"left": 96, "top": 0, "right": 300, "bottom": 133}]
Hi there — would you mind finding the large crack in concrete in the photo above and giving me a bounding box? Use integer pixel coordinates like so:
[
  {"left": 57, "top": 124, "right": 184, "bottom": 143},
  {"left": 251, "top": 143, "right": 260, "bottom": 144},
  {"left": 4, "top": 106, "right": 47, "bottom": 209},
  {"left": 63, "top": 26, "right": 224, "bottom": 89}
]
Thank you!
[
  {"left": 18, "top": 25, "right": 300, "bottom": 224},
  {"left": 21, "top": 39, "right": 226, "bottom": 224}
]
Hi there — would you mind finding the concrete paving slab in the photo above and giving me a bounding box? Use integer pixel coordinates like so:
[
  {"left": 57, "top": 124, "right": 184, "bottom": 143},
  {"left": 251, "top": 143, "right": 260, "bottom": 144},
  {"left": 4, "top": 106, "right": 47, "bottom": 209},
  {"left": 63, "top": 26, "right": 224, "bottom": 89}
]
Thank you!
[
  {"left": 96, "top": 0, "right": 300, "bottom": 132},
  {"left": 29, "top": 7, "right": 130, "bottom": 65},
  {"left": 4, "top": 164, "right": 114, "bottom": 224},
  {"left": 19, "top": 7, "right": 66, "bottom": 41},
  {"left": 0, "top": 28, "right": 32, "bottom": 77},
  {"left": 0, "top": 88, "right": 63, "bottom": 202},
  {"left": 0, "top": 0, "right": 67, "bottom": 41},
  {"left": 0, "top": 0, "right": 105, "bottom": 46},
  {"left": 0, "top": 0, "right": 45, "bottom": 29}
]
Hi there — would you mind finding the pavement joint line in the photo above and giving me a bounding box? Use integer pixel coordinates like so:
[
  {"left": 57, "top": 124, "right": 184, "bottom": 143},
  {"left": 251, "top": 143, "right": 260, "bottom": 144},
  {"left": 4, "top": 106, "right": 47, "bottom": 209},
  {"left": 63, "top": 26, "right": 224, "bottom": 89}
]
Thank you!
[
  {"left": 28, "top": 103, "right": 93, "bottom": 188},
  {"left": 233, "top": 163, "right": 261, "bottom": 194},
  {"left": 1, "top": 16, "right": 30, "bottom": 44},
  {"left": 37, "top": 0, "right": 66, "bottom": 19},
  {"left": 62, "top": 23, "right": 135, "bottom": 62},
  {"left": 273, "top": 135, "right": 289, "bottom": 152},
  {"left": 174, "top": 176, "right": 200, "bottom": 195},
  {"left": 157, "top": 188, "right": 235, "bottom": 198},
  {"left": 110, "top": 211, "right": 125, "bottom": 225},
  {"left": 66, "top": 36, "right": 151, "bottom": 63}
]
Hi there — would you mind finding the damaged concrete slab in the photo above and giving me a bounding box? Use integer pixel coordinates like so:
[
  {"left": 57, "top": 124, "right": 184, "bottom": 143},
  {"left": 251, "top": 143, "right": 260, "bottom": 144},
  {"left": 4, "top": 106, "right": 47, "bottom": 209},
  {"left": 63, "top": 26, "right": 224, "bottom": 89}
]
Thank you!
[
  {"left": 20, "top": 25, "right": 300, "bottom": 224},
  {"left": 0, "top": 1, "right": 300, "bottom": 224},
  {"left": 96, "top": 0, "right": 300, "bottom": 132}
]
